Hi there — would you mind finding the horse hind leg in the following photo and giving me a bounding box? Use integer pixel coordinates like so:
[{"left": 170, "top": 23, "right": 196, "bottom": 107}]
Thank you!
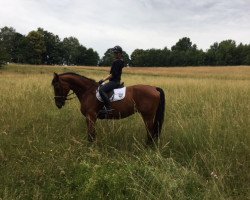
[{"left": 142, "top": 114, "right": 155, "bottom": 145}]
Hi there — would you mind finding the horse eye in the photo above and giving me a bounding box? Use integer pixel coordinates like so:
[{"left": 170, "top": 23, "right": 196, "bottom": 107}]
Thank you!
[{"left": 54, "top": 83, "right": 60, "bottom": 89}]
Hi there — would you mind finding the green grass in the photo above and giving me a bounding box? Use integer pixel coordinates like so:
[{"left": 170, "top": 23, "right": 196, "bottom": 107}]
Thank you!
[{"left": 0, "top": 64, "right": 249, "bottom": 199}]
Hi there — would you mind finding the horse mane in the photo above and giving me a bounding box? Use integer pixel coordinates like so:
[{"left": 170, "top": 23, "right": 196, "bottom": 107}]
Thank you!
[{"left": 59, "top": 72, "right": 97, "bottom": 84}]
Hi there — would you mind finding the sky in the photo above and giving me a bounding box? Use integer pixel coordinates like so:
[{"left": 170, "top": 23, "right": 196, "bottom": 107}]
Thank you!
[{"left": 0, "top": 0, "right": 250, "bottom": 56}]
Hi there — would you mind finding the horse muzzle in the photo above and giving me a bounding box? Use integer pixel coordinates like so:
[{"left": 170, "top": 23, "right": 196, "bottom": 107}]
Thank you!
[
  {"left": 56, "top": 103, "right": 63, "bottom": 109},
  {"left": 55, "top": 98, "right": 65, "bottom": 109}
]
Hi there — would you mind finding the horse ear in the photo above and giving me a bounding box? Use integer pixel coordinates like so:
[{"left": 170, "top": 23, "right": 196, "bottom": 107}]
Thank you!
[{"left": 54, "top": 72, "right": 59, "bottom": 80}]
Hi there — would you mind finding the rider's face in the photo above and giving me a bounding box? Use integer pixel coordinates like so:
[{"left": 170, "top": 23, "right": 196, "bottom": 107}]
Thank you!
[{"left": 114, "top": 52, "right": 122, "bottom": 59}]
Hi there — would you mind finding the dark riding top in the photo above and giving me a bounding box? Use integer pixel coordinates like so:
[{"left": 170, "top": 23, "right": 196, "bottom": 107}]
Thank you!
[
  {"left": 98, "top": 58, "right": 124, "bottom": 111},
  {"left": 109, "top": 59, "right": 124, "bottom": 82}
]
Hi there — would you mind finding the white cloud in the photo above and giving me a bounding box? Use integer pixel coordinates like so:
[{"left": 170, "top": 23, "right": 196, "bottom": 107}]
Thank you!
[{"left": 0, "top": 0, "right": 250, "bottom": 56}]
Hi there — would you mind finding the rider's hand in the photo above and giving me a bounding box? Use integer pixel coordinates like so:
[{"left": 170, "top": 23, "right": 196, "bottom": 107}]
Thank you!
[{"left": 98, "top": 79, "right": 104, "bottom": 85}]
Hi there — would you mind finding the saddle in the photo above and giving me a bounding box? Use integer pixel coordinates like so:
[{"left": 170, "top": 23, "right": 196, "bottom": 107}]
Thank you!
[{"left": 96, "top": 82, "right": 126, "bottom": 102}]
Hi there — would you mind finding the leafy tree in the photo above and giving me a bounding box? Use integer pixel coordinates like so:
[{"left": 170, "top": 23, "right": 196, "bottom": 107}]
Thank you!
[
  {"left": 0, "top": 27, "right": 29, "bottom": 64},
  {"left": 169, "top": 50, "right": 186, "bottom": 66},
  {"left": 0, "top": 40, "right": 7, "bottom": 67},
  {"left": 185, "top": 47, "right": 205, "bottom": 66},
  {"left": 25, "top": 30, "right": 46, "bottom": 64},
  {"left": 171, "top": 37, "right": 194, "bottom": 52},
  {"left": 131, "top": 49, "right": 146, "bottom": 66},
  {"left": 73, "top": 45, "right": 99, "bottom": 66},
  {"left": 11, "top": 33, "right": 28, "bottom": 63},
  {"left": 217, "top": 40, "right": 237, "bottom": 65},
  {"left": 0, "top": 26, "right": 17, "bottom": 62},
  {"left": 75, "top": 45, "right": 87, "bottom": 65},
  {"left": 85, "top": 48, "right": 100, "bottom": 66},
  {"left": 62, "top": 37, "right": 81, "bottom": 65},
  {"left": 161, "top": 47, "right": 171, "bottom": 66},
  {"left": 37, "top": 28, "right": 63, "bottom": 65},
  {"left": 206, "top": 40, "right": 238, "bottom": 66},
  {"left": 243, "top": 45, "right": 250, "bottom": 65},
  {"left": 61, "top": 38, "right": 99, "bottom": 66},
  {"left": 99, "top": 48, "right": 130, "bottom": 66},
  {"left": 205, "top": 42, "right": 219, "bottom": 65},
  {"left": 145, "top": 49, "right": 165, "bottom": 66},
  {"left": 170, "top": 37, "right": 204, "bottom": 66},
  {"left": 235, "top": 43, "right": 250, "bottom": 65}
]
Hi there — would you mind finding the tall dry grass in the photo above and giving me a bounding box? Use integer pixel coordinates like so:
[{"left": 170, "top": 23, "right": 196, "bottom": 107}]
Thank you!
[{"left": 0, "top": 64, "right": 249, "bottom": 199}]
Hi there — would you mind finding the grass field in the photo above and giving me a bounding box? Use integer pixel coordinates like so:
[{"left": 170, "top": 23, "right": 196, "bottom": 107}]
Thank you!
[{"left": 0, "top": 64, "right": 249, "bottom": 199}]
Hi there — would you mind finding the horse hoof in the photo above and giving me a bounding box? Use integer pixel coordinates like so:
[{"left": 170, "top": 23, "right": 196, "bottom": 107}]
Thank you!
[
  {"left": 88, "top": 136, "right": 96, "bottom": 143},
  {"left": 146, "top": 138, "right": 159, "bottom": 146},
  {"left": 146, "top": 139, "right": 153, "bottom": 146}
]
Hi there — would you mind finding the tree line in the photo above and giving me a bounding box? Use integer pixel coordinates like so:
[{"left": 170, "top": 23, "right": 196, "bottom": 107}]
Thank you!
[
  {"left": 130, "top": 37, "right": 250, "bottom": 67},
  {"left": 1, "top": 26, "right": 250, "bottom": 67},
  {"left": 0, "top": 26, "right": 99, "bottom": 66}
]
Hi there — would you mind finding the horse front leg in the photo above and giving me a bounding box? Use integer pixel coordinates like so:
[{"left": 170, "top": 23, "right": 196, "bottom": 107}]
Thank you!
[{"left": 86, "top": 113, "right": 97, "bottom": 142}]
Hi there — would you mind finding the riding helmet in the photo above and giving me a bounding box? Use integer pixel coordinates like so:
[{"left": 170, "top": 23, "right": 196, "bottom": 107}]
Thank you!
[{"left": 112, "top": 45, "right": 123, "bottom": 53}]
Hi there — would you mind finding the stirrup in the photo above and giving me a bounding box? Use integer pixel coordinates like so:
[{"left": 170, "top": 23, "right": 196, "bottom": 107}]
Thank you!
[{"left": 99, "top": 106, "right": 114, "bottom": 114}]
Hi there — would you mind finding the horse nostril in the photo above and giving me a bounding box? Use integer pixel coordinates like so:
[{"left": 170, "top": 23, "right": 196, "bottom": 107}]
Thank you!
[
  {"left": 56, "top": 104, "right": 62, "bottom": 109},
  {"left": 55, "top": 101, "right": 62, "bottom": 108}
]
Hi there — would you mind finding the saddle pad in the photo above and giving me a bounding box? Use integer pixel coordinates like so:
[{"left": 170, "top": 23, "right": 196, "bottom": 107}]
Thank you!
[{"left": 96, "top": 87, "right": 126, "bottom": 102}]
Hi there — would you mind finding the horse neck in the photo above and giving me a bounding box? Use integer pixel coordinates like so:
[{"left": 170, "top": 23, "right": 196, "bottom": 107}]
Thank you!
[{"left": 61, "top": 75, "right": 97, "bottom": 99}]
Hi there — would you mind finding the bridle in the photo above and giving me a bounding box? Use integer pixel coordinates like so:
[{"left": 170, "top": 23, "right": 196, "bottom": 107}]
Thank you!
[
  {"left": 53, "top": 76, "right": 97, "bottom": 102},
  {"left": 53, "top": 81, "right": 77, "bottom": 102}
]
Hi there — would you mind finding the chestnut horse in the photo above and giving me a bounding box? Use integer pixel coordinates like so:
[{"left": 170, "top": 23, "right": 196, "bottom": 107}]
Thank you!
[{"left": 52, "top": 72, "right": 165, "bottom": 144}]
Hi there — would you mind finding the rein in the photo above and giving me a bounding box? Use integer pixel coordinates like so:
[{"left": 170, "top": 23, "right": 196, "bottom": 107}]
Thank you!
[{"left": 54, "top": 92, "right": 77, "bottom": 101}]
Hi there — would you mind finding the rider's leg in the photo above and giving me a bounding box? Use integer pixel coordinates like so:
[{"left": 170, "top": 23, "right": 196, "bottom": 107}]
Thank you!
[{"left": 99, "top": 81, "right": 119, "bottom": 111}]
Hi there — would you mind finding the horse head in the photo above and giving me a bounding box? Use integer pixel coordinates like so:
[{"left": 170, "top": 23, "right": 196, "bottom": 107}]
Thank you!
[{"left": 51, "top": 72, "right": 71, "bottom": 109}]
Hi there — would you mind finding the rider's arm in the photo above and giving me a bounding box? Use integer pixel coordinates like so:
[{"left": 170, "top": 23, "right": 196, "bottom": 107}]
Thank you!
[{"left": 103, "top": 74, "right": 112, "bottom": 82}]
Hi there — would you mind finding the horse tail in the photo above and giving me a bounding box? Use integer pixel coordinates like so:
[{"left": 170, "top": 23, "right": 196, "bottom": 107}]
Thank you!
[{"left": 153, "top": 87, "right": 165, "bottom": 138}]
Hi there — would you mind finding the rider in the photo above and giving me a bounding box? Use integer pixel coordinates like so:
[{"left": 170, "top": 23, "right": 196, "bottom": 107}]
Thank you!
[{"left": 98, "top": 45, "right": 125, "bottom": 112}]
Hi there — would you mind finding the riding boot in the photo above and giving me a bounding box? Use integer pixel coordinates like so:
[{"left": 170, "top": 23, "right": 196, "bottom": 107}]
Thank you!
[{"left": 99, "top": 92, "right": 114, "bottom": 113}]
